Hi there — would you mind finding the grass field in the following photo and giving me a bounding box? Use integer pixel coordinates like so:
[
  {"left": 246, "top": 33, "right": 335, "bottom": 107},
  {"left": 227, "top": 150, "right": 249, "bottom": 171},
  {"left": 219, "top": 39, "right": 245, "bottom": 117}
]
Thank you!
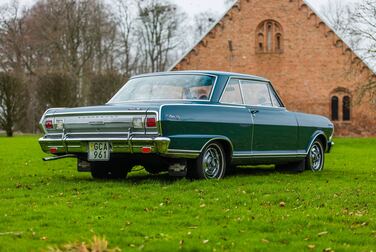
[{"left": 0, "top": 136, "right": 375, "bottom": 251}]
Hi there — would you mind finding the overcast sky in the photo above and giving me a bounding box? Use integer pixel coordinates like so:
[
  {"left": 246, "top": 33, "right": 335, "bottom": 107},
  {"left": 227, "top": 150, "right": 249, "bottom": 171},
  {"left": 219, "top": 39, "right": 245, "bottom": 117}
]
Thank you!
[{"left": 0, "top": 0, "right": 362, "bottom": 16}]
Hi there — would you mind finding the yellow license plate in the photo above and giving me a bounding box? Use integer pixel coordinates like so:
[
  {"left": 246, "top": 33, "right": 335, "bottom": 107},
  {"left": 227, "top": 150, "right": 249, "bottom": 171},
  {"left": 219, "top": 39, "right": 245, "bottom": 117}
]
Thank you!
[{"left": 88, "top": 142, "right": 110, "bottom": 161}]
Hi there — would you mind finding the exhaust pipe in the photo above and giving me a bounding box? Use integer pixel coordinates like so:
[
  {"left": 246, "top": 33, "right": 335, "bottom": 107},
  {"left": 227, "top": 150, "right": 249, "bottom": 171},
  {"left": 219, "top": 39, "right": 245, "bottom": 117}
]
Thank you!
[{"left": 42, "top": 154, "right": 76, "bottom": 161}]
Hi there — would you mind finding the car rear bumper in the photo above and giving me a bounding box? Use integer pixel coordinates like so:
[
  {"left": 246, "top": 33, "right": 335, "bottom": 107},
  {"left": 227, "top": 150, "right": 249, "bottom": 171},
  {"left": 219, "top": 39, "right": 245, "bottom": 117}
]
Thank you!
[{"left": 39, "top": 136, "right": 171, "bottom": 155}]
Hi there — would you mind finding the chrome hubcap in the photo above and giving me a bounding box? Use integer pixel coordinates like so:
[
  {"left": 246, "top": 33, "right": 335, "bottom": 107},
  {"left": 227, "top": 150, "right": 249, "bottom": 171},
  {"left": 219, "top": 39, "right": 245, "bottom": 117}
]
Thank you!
[
  {"left": 309, "top": 144, "right": 322, "bottom": 171},
  {"left": 203, "top": 145, "right": 223, "bottom": 179}
]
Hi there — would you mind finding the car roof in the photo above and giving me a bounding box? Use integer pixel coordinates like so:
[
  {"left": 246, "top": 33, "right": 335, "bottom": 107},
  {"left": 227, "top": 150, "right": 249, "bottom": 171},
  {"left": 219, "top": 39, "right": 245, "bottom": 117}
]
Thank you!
[{"left": 131, "top": 70, "right": 270, "bottom": 82}]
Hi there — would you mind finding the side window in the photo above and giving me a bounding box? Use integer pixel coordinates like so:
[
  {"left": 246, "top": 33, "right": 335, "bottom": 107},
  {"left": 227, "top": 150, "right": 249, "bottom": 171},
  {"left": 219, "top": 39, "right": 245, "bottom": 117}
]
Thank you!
[
  {"left": 268, "top": 84, "right": 282, "bottom": 107},
  {"left": 220, "top": 79, "right": 243, "bottom": 104},
  {"left": 240, "top": 80, "right": 273, "bottom": 107}
]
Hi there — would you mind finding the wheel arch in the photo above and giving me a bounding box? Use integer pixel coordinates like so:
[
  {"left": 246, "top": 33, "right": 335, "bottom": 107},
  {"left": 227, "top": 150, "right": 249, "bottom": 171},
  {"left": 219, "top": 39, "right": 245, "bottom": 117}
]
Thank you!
[
  {"left": 306, "top": 131, "right": 327, "bottom": 153},
  {"left": 200, "top": 137, "right": 234, "bottom": 164}
]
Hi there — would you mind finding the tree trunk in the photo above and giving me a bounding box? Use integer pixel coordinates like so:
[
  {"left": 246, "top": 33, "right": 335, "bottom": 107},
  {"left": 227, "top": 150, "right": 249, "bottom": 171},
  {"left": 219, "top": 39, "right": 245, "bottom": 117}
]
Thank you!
[{"left": 5, "top": 127, "right": 13, "bottom": 137}]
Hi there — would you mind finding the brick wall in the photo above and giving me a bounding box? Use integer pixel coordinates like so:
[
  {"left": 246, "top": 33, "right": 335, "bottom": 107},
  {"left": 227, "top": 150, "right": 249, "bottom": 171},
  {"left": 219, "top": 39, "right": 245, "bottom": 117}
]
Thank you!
[{"left": 174, "top": 0, "right": 376, "bottom": 136}]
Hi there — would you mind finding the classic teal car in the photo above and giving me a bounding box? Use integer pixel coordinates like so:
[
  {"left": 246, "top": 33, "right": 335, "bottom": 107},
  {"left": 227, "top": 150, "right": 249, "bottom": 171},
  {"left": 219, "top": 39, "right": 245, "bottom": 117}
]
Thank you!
[{"left": 39, "top": 71, "right": 334, "bottom": 179}]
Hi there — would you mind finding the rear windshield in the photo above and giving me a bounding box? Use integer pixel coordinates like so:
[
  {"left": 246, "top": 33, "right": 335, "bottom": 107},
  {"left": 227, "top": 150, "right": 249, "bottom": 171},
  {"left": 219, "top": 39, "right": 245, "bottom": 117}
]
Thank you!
[{"left": 109, "top": 74, "right": 216, "bottom": 103}]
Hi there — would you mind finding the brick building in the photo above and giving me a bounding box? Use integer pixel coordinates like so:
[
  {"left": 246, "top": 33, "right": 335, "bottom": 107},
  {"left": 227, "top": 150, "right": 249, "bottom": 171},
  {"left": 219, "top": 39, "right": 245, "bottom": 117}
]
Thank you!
[{"left": 171, "top": 0, "right": 376, "bottom": 136}]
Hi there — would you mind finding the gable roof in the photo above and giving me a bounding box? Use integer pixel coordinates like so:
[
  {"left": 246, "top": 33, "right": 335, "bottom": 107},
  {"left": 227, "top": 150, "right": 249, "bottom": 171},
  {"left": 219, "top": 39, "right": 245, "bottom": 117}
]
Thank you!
[{"left": 169, "top": 0, "right": 376, "bottom": 77}]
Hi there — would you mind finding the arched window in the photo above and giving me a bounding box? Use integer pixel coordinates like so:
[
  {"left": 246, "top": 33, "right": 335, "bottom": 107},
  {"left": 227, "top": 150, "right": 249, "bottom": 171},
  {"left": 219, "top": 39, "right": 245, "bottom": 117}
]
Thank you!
[
  {"left": 343, "top": 96, "right": 351, "bottom": 121},
  {"left": 276, "top": 33, "right": 282, "bottom": 51},
  {"left": 267, "top": 22, "right": 273, "bottom": 51},
  {"left": 331, "top": 96, "right": 339, "bottom": 121},
  {"left": 330, "top": 88, "right": 351, "bottom": 122},
  {"left": 258, "top": 33, "right": 264, "bottom": 51},
  {"left": 256, "top": 20, "right": 283, "bottom": 53}
]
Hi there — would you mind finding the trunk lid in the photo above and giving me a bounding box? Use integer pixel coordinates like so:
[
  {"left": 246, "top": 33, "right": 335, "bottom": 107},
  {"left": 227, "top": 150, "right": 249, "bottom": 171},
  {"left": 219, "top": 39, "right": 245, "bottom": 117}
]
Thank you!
[{"left": 41, "top": 103, "right": 162, "bottom": 136}]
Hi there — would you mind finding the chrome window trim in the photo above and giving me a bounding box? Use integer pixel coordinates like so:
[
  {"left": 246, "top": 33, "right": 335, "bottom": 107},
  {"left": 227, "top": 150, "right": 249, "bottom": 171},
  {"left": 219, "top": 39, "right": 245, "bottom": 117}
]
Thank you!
[
  {"left": 219, "top": 78, "right": 244, "bottom": 105},
  {"left": 219, "top": 76, "right": 286, "bottom": 109},
  {"left": 239, "top": 79, "right": 274, "bottom": 107},
  {"left": 266, "top": 83, "right": 275, "bottom": 107},
  {"left": 108, "top": 99, "right": 212, "bottom": 103},
  {"left": 268, "top": 81, "right": 285, "bottom": 108},
  {"left": 107, "top": 73, "right": 218, "bottom": 104}
]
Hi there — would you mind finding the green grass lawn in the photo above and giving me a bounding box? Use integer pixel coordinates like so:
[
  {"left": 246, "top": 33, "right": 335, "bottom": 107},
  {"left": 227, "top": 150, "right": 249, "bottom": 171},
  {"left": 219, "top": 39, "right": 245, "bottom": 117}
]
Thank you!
[{"left": 0, "top": 136, "right": 375, "bottom": 251}]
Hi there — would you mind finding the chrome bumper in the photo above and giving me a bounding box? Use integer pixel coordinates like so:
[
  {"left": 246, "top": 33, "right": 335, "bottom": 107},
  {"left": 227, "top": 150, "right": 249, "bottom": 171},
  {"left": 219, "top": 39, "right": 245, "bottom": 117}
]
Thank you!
[
  {"left": 39, "top": 136, "right": 171, "bottom": 155},
  {"left": 327, "top": 141, "right": 334, "bottom": 153}
]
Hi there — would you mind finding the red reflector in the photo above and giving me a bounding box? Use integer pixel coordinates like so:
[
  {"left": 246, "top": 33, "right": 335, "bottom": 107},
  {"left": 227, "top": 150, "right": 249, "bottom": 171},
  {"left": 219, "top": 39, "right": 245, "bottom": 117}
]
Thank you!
[
  {"left": 45, "top": 120, "right": 53, "bottom": 129},
  {"left": 140, "top": 147, "right": 152, "bottom": 154},
  {"left": 146, "top": 117, "right": 156, "bottom": 127},
  {"left": 50, "top": 147, "right": 58, "bottom": 154}
]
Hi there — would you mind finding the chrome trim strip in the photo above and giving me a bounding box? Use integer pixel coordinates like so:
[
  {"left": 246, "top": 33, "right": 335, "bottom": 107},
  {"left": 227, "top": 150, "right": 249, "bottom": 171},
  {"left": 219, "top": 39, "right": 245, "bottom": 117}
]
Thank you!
[
  {"left": 232, "top": 154, "right": 306, "bottom": 159},
  {"left": 198, "top": 137, "right": 234, "bottom": 154},
  {"left": 39, "top": 137, "right": 171, "bottom": 154},
  {"left": 40, "top": 137, "right": 164, "bottom": 142},
  {"left": 49, "top": 110, "right": 158, "bottom": 117},
  {"left": 233, "top": 152, "right": 306, "bottom": 157},
  {"left": 45, "top": 132, "right": 159, "bottom": 136},
  {"left": 168, "top": 149, "right": 200, "bottom": 154},
  {"left": 165, "top": 149, "right": 305, "bottom": 159}
]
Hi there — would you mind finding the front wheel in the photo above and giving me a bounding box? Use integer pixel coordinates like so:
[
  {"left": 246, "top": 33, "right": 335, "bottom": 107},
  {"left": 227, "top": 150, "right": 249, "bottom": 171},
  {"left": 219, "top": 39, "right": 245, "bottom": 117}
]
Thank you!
[
  {"left": 187, "top": 142, "right": 226, "bottom": 180},
  {"left": 305, "top": 140, "right": 325, "bottom": 172}
]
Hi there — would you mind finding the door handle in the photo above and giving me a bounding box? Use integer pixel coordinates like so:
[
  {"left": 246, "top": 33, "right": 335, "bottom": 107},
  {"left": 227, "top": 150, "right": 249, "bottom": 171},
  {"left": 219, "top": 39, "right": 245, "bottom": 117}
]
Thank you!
[{"left": 250, "top": 110, "right": 259, "bottom": 116}]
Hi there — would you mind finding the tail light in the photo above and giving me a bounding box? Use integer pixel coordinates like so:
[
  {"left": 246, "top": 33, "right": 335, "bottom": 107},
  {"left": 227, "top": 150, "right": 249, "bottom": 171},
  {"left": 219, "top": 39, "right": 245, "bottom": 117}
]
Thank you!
[
  {"left": 146, "top": 117, "right": 157, "bottom": 128},
  {"left": 49, "top": 147, "right": 58, "bottom": 154},
  {"left": 45, "top": 119, "right": 53, "bottom": 129},
  {"left": 140, "top": 146, "right": 152, "bottom": 153}
]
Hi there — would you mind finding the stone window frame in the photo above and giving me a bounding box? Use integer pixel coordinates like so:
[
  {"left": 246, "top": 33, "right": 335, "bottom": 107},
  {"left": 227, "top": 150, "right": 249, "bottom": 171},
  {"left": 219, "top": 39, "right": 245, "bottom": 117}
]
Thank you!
[
  {"left": 330, "top": 87, "right": 351, "bottom": 122},
  {"left": 256, "top": 19, "right": 284, "bottom": 54}
]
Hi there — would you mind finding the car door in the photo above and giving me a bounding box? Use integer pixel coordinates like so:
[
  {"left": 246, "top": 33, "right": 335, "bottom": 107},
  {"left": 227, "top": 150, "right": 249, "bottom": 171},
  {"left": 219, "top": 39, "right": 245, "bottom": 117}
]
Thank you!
[
  {"left": 220, "top": 78, "right": 253, "bottom": 154},
  {"left": 239, "top": 79, "right": 298, "bottom": 154}
]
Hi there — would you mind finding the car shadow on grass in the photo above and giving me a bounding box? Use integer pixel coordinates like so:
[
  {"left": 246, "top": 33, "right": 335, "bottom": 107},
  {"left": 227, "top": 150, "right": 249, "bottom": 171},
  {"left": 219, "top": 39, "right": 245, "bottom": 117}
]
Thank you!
[
  {"left": 58, "top": 171, "right": 182, "bottom": 185},
  {"left": 229, "top": 166, "right": 277, "bottom": 177},
  {"left": 56, "top": 165, "right": 302, "bottom": 185}
]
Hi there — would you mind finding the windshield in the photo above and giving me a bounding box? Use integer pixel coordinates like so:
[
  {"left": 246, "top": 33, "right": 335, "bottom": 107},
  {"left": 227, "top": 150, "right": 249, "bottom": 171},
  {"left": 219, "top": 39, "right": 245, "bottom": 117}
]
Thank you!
[{"left": 109, "top": 74, "right": 216, "bottom": 103}]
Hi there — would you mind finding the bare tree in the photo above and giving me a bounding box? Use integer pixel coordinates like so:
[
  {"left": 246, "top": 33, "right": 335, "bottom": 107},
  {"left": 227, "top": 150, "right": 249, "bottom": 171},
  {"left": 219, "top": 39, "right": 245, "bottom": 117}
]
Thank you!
[
  {"left": 0, "top": 72, "right": 25, "bottom": 136},
  {"left": 348, "top": 0, "right": 376, "bottom": 103},
  {"left": 348, "top": 0, "right": 376, "bottom": 69},
  {"left": 0, "top": 0, "right": 198, "bottom": 133},
  {"left": 36, "top": 72, "right": 78, "bottom": 109},
  {"left": 25, "top": 0, "right": 118, "bottom": 102},
  {"left": 136, "top": 0, "right": 184, "bottom": 72},
  {"left": 0, "top": 1, "right": 29, "bottom": 74},
  {"left": 321, "top": 0, "right": 376, "bottom": 103},
  {"left": 88, "top": 71, "right": 126, "bottom": 105},
  {"left": 114, "top": 0, "right": 138, "bottom": 78},
  {"left": 192, "top": 11, "right": 217, "bottom": 42},
  {"left": 321, "top": 0, "right": 357, "bottom": 48}
]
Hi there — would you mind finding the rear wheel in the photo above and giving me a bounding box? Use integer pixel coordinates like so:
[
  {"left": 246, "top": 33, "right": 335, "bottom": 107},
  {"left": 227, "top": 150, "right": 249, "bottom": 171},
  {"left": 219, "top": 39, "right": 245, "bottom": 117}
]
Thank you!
[
  {"left": 90, "top": 161, "right": 132, "bottom": 179},
  {"left": 187, "top": 142, "right": 226, "bottom": 180},
  {"left": 305, "top": 140, "right": 324, "bottom": 172}
]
